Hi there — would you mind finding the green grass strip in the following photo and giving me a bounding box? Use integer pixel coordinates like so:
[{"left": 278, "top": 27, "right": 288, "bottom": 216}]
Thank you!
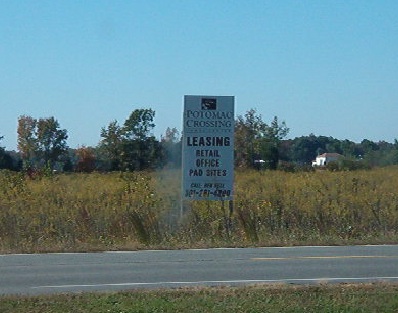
[{"left": 1, "top": 283, "right": 398, "bottom": 313}]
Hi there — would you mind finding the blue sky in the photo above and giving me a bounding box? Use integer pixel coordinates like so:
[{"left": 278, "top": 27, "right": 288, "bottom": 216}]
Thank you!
[{"left": 1, "top": 0, "right": 397, "bottom": 150}]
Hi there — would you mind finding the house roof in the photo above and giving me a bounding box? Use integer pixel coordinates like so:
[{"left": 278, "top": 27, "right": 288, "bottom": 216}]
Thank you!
[{"left": 317, "top": 153, "right": 342, "bottom": 158}]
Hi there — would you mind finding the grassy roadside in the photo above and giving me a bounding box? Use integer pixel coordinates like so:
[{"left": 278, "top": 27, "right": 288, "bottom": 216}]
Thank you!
[
  {"left": 2, "top": 169, "right": 397, "bottom": 312},
  {"left": 1, "top": 283, "right": 398, "bottom": 313},
  {"left": 1, "top": 167, "right": 398, "bottom": 254}
]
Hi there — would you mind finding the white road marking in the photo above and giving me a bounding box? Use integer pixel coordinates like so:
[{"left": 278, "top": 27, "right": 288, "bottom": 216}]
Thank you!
[
  {"left": 252, "top": 255, "right": 397, "bottom": 261},
  {"left": 32, "top": 276, "right": 398, "bottom": 290},
  {"left": 2, "top": 244, "right": 398, "bottom": 257}
]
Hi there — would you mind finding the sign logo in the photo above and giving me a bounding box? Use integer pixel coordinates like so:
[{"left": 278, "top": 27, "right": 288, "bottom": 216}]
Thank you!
[{"left": 201, "top": 98, "right": 217, "bottom": 110}]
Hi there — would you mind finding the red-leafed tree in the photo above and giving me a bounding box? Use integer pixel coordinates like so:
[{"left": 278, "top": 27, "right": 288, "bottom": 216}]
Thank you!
[{"left": 75, "top": 146, "right": 96, "bottom": 173}]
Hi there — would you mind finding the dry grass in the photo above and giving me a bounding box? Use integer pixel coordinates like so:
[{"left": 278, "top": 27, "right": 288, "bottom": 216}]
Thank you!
[{"left": 1, "top": 167, "right": 398, "bottom": 253}]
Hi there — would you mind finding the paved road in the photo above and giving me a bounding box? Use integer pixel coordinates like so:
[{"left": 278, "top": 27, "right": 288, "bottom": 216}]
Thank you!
[{"left": 1, "top": 245, "right": 398, "bottom": 295}]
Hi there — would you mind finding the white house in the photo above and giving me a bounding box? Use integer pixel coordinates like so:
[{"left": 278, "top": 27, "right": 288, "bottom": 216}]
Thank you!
[{"left": 312, "top": 153, "right": 342, "bottom": 167}]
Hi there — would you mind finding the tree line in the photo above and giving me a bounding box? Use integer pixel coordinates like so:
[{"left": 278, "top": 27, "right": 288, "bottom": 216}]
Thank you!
[{"left": 1, "top": 108, "right": 398, "bottom": 172}]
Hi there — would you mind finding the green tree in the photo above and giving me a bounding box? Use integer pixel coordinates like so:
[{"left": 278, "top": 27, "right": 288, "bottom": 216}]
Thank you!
[
  {"left": 267, "top": 116, "right": 290, "bottom": 142},
  {"left": 120, "top": 109, "right": 160, "bottom": 171},
  {"left": 289, "top": 135, "right": 319, "bottom": 165},
  {"left": 340, "top": 139, "right": 357, "bottom": 158},
  {"left": 234, "top": 108, "right": 268, "bottom": 167},
  {"left": 360, "top": 139, "right": 379, "bottom": 154},
  {"left": 235, "top": 110, "right": 289, "bottom": 169},
  {"left": 364, "top": 140, "right": 398, "bottom": 167},
  {"left": 123, "top": 109, "right": 155, "bottom": 140},
  {"left": 393, "top": 140, "right": 398, "bottom": 162},
  {"left": 259, "top": 116, "right": 289, "bottom": 169},
  {"left": 289, "top": 135, "right": 344, "bottom": 165},
  {"left": 36, "top": 117, "right": 68, "bottom": 169},
  {"left": 17, "top": 115, "right": 68, "bottom": 170},
  {"left": 0, "top": 135, "right": 14, "bottom": 170},
  {"left": 99, "top": 109, "right": 161, "bottom": 171},
  {"left": 160, "top": 127, "right": 181, "bottom": 168},
  {"left": 99, "top": 120, "right": 124, "bottom": 171}
]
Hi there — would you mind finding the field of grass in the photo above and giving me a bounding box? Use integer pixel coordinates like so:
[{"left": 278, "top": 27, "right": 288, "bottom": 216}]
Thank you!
[
  {"left": 1, "top": 283, "right": 398, "bottom": 312},
  {"left": 1, "top": 167, "right": 398, "bottom": 253}
]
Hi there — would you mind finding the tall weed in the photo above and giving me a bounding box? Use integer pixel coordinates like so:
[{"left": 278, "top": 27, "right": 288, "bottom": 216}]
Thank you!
[{"left": 1, "top": 167, "right": 398, "bottom": 253}]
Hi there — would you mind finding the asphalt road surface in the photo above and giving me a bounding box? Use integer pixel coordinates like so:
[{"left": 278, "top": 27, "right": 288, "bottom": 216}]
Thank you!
[{"left": 1, "top": 245, "right": 398, "bottom": 295}]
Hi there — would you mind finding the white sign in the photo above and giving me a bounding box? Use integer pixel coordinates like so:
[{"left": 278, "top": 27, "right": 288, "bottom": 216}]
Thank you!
[{"left": 182, "top": 95, "right": 234, "bottom": 200}]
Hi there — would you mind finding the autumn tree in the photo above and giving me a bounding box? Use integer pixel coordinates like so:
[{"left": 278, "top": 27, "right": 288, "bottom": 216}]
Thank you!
[
  {"left": 75, "top": 146, "right": 96, "bottom": 172},
  {"left": 17, "top": 115, "right": 38, "bottom": 168}
]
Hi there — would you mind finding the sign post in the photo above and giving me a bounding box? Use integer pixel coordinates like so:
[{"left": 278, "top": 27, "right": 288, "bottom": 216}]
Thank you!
[{"left": 182, "top": 95, "right": 234, "bottom": 201}]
